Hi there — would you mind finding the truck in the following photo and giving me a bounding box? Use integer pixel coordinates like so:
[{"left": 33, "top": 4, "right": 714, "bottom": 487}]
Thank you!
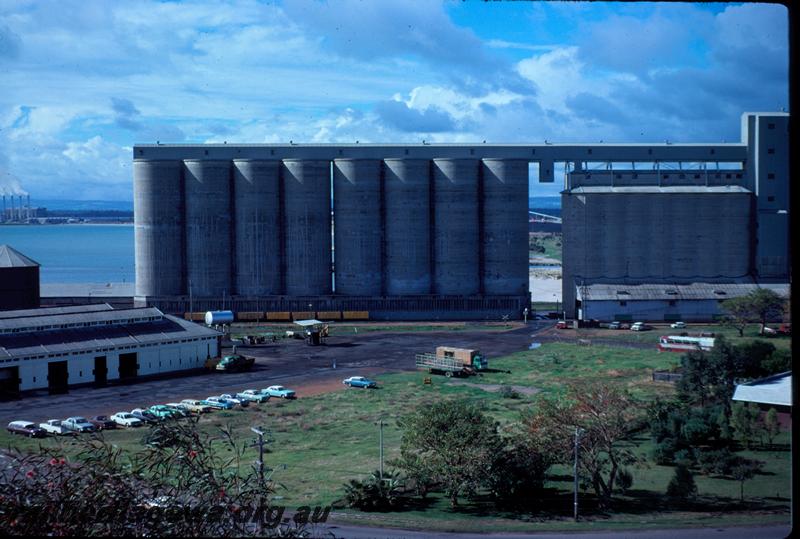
[
  {"left": 415, "top": 347, "right": 488, "bottom": 378},
  {"left": 214, "top": 353, "right": 255, "bottom": 372}
]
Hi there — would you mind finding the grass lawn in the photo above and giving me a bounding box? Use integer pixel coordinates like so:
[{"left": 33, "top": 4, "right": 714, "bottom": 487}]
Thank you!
[
  {"left": 575, "top": 323, "right": 792, "bottom": 352},
  {"left": 529, "top": 234, "right": 562, "bottom": 262},
  {"left": 0, "top": 342, "right": 790, "bottom": 532}
]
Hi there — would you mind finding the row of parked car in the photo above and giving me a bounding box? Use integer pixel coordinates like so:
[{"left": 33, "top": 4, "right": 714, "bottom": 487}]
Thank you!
[{"left": 6, "top": 385, "right": 298, "bottom": 438}]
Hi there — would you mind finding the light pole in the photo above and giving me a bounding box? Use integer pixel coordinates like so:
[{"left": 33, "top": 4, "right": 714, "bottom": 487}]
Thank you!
[
  {"left": 376, "top": 418, "right": 385, "bottom": 478},
  {"left": 250, "top": 426, "right": 273, "bottom": 533},
  {"left": 573, "top": 427, "right": 583, "bottom": 521}
]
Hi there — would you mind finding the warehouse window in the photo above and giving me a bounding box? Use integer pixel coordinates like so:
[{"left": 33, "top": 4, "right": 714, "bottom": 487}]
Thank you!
[
  {"left": 768, "top": 123, "right": 775, "bottom": 129},
  {"left": 768, "top": 196, "right": 775, "bottom": 202},
  {"left": 668, "top": 300, "right": 676, "bottom": 306},
  {"left": 619, "top": 301, "right": 627, "bottom": 306},
  {"left": 767, "top": 148, "right": 775, "bottom": 154},
  {"left": 768, "top": 173, "right": 775, "bottom": 179}
]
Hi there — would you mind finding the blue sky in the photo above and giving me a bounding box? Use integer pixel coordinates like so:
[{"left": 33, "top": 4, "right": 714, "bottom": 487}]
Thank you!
[{"left": 0, "top": 1, "right": 789, "bottom": 200}]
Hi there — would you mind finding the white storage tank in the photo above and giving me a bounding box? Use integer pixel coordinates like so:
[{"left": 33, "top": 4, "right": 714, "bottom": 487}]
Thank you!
[{"left": 204, "top": 310, "right": 234, "bottom": 326}]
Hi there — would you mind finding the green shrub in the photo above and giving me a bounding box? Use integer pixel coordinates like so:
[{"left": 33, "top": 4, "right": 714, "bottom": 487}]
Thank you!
[
  {"left": 666, "top": 464, "right": 697, "bottom": 500},
  {"left": 340, "top": 470, "right": 405, "bottom": 512},
  {"left": 617, "top": 468, "right": 634, "bottom": 494},
  {"left": 498, "top": 384, "right": 521, "bottom": 399}
]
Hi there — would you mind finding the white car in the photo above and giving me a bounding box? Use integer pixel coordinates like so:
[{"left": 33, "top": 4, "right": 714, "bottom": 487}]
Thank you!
[
  {"left": 670, "top": 321, "right": 687, "bottom": 329},
  {"left": 219, "top": 394, "right": 249, "bottom": 407},
  {"left": 39, "top": 419, "right": 72, "bottom": 435},
  {"left": 236, "top": 389, "right": 271, "bottom": 403},
  {"left": 63, "top": 416, "right": 97, "bottom": 433},
  {"left": 180, "top": 399, "right": 213, "bottom": 413},
  {"left": 110, "top": 412, "right": 144, "bottom": 428},
  {"left": 631, "top": 322, "right": 650, "bottom": 331}
]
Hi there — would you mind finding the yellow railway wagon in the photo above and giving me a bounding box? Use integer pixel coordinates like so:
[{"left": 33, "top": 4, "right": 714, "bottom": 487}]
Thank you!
[
  {"left": 236, "top": 311, "right": 263, "bottom": 321},
  {"left": 291, "top": 311, "right": 315, "bottom": 320},
  {"left": 342, "top": 311, "right": 369, "bottom": 320},
  {"left": 316, "top": 311, "right": 342, "bottom": 320},
  {"left": 184, "top": 312, "right": 206, "bottom": 322},
  {"left": 266, "top": 311, "right": 291, "bottom": 321}
]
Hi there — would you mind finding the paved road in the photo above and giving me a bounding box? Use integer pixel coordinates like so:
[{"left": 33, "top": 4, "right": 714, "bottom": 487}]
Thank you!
[{"left": 313, "top": 523, "right": 792, "bottom": 539}]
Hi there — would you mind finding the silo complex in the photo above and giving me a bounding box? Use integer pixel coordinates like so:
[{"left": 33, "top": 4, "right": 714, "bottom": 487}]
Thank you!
[
  {"left": 133, "top": 159, "right": 184, "bottom": 297},
  {"left": 282, "top": 160, "right": 332, "bottom": 296},
  {"left": 432, "top": 159, "right": 480, "bottom": 295},
  {"left": 233, "top": 160, "right": 281, "bottom": 295},
  {"left": 383, "top": 159, "right": 431, "bottom": 295},
  {"left": 184, "top": 160, "right": 232, "bottom": 298},
  {"left": 333, "top": 159, "right": 382, "bottom": 295},
  {"left": 481, "top": 159, "right": 529, "bottom": 296},
  {"left": 133, "top": 112, "right": 787, "bottom": 320}
]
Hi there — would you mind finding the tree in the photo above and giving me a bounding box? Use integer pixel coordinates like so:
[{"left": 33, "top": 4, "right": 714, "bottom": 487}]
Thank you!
[
  {"left": 397, "top": 399, "right": 502, "bottom": 508},
  {"left": 732, "top": 460, "right": 762, "bottom": 501},
  {"left": 721, "top": 295, "right": 754, "bottom": 337},
  {"left": 730, "top": 402, "right": 761, "bottom": 449},
  {"left": 763, "top": 408, "right": 781, "bottom": 447},
  {"left": 340, "top": 469, "right": 405, "bottom": 512},
  {"left": 749, "top": 288, "right": 786, "bottom": 335},
  {"left": 523, "top": 382, "right": 641, "bottom": 507},
  {"left": 666, "top": 464, "right": 697, "bottom": 500}
]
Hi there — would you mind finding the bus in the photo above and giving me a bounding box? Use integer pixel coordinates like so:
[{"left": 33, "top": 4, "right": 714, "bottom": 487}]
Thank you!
[{"left": 658, "top": 335, "right": 715, "bottom": 353}]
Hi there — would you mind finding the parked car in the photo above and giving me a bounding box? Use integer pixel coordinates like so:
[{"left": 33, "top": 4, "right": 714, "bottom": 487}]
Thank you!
[
  {"left": 219, "top": 394, "right": 250, "bottom": 407},
  {"left": 148, "top": 404, "right": 181, "bottom": 419},
  {"left": 670, "top": 321, "right": 687, "bottom": 329},
  {"left": 110, "top": 412, "right": 144, "bottom": 428},
  {"left": 236, "top": 389, "right": 271, "bottom": 403},
  {"left": 7, "top": 420, "right": 46, "bottom": 438},
  {"left": 343, "top": 376, "right": 377, "bottom": 389},
  {"left": 556, "top": 321, "right": 571, "bottom": 329},
  {"left": 202, "top": 396, "right": 235, "bottom": 410},
  {"left": 180, "top": 399, "right": 213, "bottom": 413},
  {"left": 39, "top": 419, "right": 73, "bottom": 436},
  {"left": 130, "top": 408, "right": 161, "bottom": 424},
  {"left": 608, "top": 321, "right": 621, "bottom": 330},
  {"left": 631, "top": 322, "right": 651, "bottom": 331},
  {"left": 63, "top": 417, "right": 97, "bottom": 433},
  {"left": 164, "top": 403, "right": 193, "bottom": 416},
  {"left": 263, "top": 385, "right": 296, "bottom": 399},
  {"left": 88, "top": 416, "right": 117, "bottom": 430},
  {"left": 778, "top": 323, "right": 791, "bottom": 335}
]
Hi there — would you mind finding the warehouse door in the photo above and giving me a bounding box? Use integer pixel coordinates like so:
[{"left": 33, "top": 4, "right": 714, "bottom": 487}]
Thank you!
[
  {"left": 48, "top": 361, "right": 69, "bottom": 394},
  {"left": 0, "top": 366, "right": 20, "bottom": 400},
  {"left": 119, "top": 353, "right": 138, "bottom": 380},
  {"left": 94, "top": 356, "right": 107, "bottom": 386}
]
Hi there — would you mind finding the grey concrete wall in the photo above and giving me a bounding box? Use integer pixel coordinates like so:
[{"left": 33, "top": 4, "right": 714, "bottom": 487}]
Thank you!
[
  {"left": 282, "top": 159, "right": 332, "bottom": 295},
  {"left": 233, "top": 159, "right": 281, "bottom": 295},
  {"left": 383, "top": 159, "right": 432, "bottom": 295},
  {"left": 333, "top": 159, "right": 382, "bottom": 295},
  {"left": 481, "top": 159, "right": 528, "bottom": 295},
  {"left": 432, "top": 159, "right": 480, "bottom": 295},
  {"left": 582, "top": 299, "right": 729, "bottom": 322},
  {"left": 563, "top": 191, "right": 753, "bottom": 318},
  {"left": 133, "top": 159, "right": 185, "bottom": 297},
  {"left": 183, "top": 160, "right": 232, "bottom": 298}
]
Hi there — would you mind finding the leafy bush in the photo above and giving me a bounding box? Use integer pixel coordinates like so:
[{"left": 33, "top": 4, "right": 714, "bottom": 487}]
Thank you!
[
  {"left": 666, "top": 464, "right": 697, "bottom": 500},
  {"left": 486, "top": 443, "right": 550, "bottom": 508},
  {"left": 616, "top": 468, "right": 633, "bottom": 494},
  {"left": 498, "top": 384, "right": 521, "bottom": 399},
  {"left": 652, "top": 438, "right": 678, "bottom": 465},
  {"left": 340, "top": 470, "right": 405, "bottom": 512}
]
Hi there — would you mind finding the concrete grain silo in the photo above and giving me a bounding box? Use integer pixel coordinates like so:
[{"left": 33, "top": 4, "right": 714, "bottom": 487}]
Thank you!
[
  {"left": 333, "top": 159, "right": 382, "bottom": 296},
  {"left": 383, "top": 158, "right": 431, "bottom": 295},
  {"left": 481, "top": 159, "right": 528, "bottom": 296},
  {"left": 183, "top": 160, "right": 232, "bottom": 298},
  {"left": 233, "top": 159, "right": 281, "bottom": 295},
  {"left": 133, "top": 159, "right": 185, "bottom": 297},
  {"left": 432, "top": 158, "right": 479, "bottom": 295},
  {"left": 282, "top": 159, "right": 332, "bottom": 296}
]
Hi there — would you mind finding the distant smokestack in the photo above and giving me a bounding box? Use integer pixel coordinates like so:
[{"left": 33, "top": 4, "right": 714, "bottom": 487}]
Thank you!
[
  {"left": 27, "top": 194, "right": 30, "bottom": 220},
  {"left": 1, "top": 195, "right": 5, "bottom": 222}
]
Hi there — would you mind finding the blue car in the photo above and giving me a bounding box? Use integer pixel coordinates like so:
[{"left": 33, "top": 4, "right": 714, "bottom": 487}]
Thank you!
[
  {"left": 343, "top": 376, "right": 377, "bottom": 389},
  {"left": 202, "top": 396, "right": 235, "bottom": 410}
]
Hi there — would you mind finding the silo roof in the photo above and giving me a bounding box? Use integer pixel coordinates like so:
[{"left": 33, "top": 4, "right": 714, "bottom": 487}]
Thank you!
[{"left": 0, "top": 244, "right": 40, "bottom": 268}]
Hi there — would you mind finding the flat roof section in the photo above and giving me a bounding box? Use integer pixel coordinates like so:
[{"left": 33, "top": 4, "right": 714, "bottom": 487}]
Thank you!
[
  {"left": 733, "top": 372, "right": 792, "bottom": 407},
  {"left": 0, "top": 307, "right": 164, "bottom": 332},
  {"left": 576, "top": 282, "right": 790, "bottom": 302}
]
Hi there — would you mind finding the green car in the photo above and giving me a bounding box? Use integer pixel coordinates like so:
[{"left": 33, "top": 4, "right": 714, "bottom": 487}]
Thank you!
[{"left": 148, "top": 405, "right": 181, "bottom": 419}]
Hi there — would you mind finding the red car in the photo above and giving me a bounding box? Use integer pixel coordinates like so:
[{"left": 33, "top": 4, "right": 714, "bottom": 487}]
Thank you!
[
  {"left": 7, "top": 421, "right": 47, "bottom": 438},
  {"left": 88, "top": 415, "right": 117, "bottom": 430},
  {"left": 556, "top": 321, "right": 571, "bottom": 329}
]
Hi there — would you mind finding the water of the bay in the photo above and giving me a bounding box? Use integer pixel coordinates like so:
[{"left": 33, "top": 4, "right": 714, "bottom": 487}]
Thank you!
[{"left": 0, "top": 224, "right": 134, "bottom": 283}]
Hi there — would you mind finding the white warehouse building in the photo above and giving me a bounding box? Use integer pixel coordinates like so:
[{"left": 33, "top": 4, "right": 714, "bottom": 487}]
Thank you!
[{"left": 0, "top": 303, "right": 221, "bottom": 397}]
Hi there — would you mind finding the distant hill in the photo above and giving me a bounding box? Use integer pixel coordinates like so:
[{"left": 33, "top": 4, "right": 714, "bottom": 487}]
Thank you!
[
  {"left": 35, "top": 199, "right": 133, "bottom": 211},
  {"left": 529, "top": 196, "right": 560, "bottom": 210}
]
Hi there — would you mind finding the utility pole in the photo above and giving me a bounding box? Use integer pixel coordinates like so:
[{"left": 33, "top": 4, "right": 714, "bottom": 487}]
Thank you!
[
  {"left": 573, "top": 427, "right": 583, "bottom": 521},
  {"left": 251, "top": 427, "right": 272, "bottom": 534},
  {"left": 376, "top": 418, "right": 385, "bottom": 478}
]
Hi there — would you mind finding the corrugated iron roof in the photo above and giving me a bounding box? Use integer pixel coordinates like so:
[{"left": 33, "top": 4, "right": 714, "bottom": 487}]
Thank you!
[
  {"left": 0, "top": 314, "right": 220, "bottom": 359},
  {"left": 0, "top": 244, "right": 40, "bottom": 268},
  {"left": 576, "top": 282, "right": 789, "bottom": 301},
  {"left": 733, "top": 372, "right": 792, "bottom": 407},
  {"left": 0, "top": 307, "right": 165, "bottom": 332},
  {"left": 0, "top": 303, "right": 114, "bottom": 320},
  {"left": 566, "top": 185, "right": 752, "bottom": 194}
]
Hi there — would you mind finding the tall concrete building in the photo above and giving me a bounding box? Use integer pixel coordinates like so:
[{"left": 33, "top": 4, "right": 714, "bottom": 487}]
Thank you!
[{"left": 132, "top": 112, "right": 789, "bottom": 321}]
